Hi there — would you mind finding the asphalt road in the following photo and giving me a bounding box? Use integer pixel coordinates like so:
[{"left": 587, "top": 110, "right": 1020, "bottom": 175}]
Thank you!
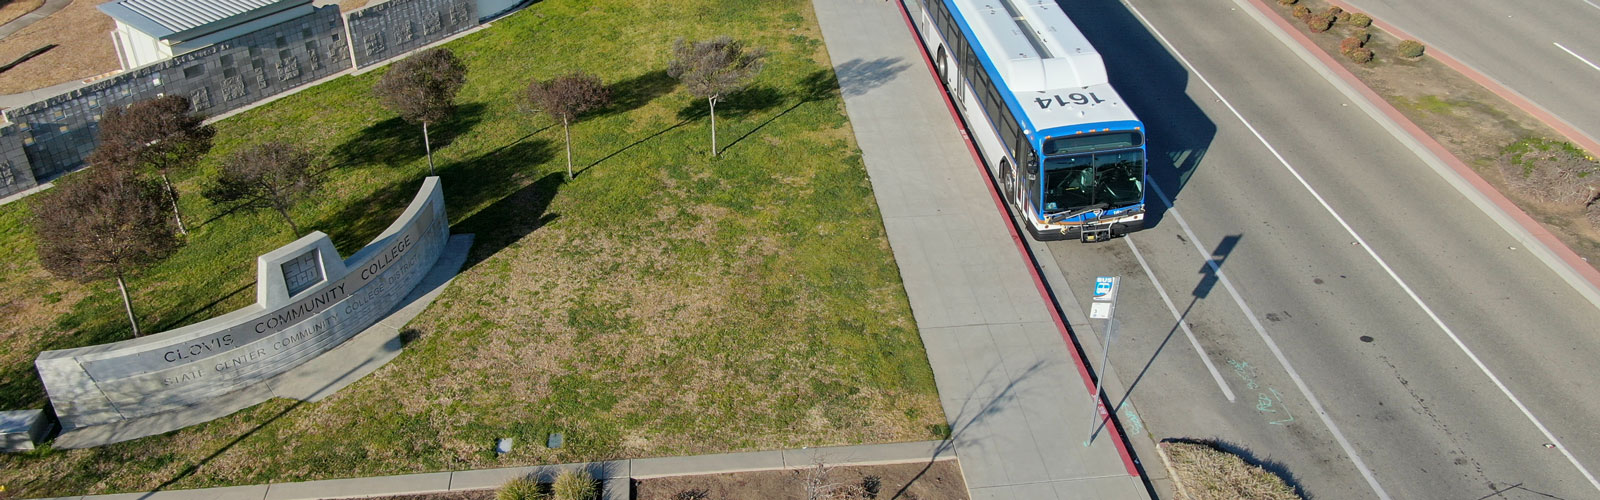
[
  {"left": 1338, "top": 0, "right": 1600, "bottom": 145},
  {"left": 1028, "top": 0, "right": 1600, "bottom": 498}
]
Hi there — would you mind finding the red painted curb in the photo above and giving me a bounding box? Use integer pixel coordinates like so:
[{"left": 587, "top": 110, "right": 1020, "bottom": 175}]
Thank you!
[
  {"left": 890, "top": 0, "right": 1143, "bottom": 478},
  {"left": 1243, "top": 0, "right": 1600, "bottom": 295}
]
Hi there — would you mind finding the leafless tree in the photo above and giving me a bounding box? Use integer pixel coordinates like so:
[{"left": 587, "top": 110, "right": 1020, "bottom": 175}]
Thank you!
[
  {"left": 203, "top": 142, "right": 324, "bottom": 236},
  {"left": 373, "top": 47, "right": 469, "bottom": 175},
  {"left": 31, "top": 166, "right": 180, "bottom": 337},
  {"left": 667, "top": 36, "right": 766, "bottom": 156},
  {"left": 797, "top": 460, "right": 859, "bottom": 500},
  {"left": 91, "top": 95, "right": 216, "bottom": 235},
  {"left": 526, "top": 72, "right": 612, "bottom": 180}
]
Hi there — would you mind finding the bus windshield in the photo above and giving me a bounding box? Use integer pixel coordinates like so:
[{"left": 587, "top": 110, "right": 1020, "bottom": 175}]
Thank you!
[{"left": 1041, "top": 149, "right": 1144, "bottom": 214}]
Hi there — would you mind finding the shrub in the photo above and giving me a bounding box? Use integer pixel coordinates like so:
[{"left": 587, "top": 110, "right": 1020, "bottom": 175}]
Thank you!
[
  {"left": 1292, "top": 5, "right": 1311, "bottom": 18},
  {"left": 1353, "top": 29, "right": 1372, "bottom": 44},
  {"left": 1340, "top": 37, "right": 1364, "bottom": 55},
  {"left": 1277, "top": 0, "right": 1297, "bottom": 5},
  {"left": 498, "top": 477, "right": 545, "bottom": 500},
  {"left": 1398, "top": 40, "right": 1426, "bottom": 58},
  {"left": 1349, "top": 47, "right": 1374, "bottom": 64},
  {"left": 551, "top": 469, "right": 598, "bottom": 500},
  {"left": 1324, "top": 6, "right": 1344, "bottom": 18},
  {"left": 1349, "top": 12, "right": 1373, "bottom": 27},
  {"left": 1306, "top": 14, "right": 1334, "bottom": 32}
]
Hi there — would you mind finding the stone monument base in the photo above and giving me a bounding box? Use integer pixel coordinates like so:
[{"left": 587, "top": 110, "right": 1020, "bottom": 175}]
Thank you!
[
  {"left": 1, "top": 409, "right": 55, "bottom": 451},
  {"left": 49, "top": 234, "right": 474, "bottom": 449}
]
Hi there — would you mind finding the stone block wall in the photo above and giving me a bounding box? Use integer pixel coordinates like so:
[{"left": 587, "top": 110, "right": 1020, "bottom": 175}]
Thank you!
[
  {"left": 0, "top": 6, "right": 351, "bottom": 189},
  {"left": 0, "top": 0, "right": 493, "bottom": 201},
  {"left": 347, "top": 0, "right": 480, "bottom": 68}
]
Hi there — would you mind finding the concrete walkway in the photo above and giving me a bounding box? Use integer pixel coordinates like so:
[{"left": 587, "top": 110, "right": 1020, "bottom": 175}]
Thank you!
[
  {"left": 0, "top": 0, "right": 70, "bottom": 41},
  {"left": 39, "top": 441, "right": 953, "bottom": 500},
  {"left": 811, "top": 0, "right": 1150, "bottom": 499}
]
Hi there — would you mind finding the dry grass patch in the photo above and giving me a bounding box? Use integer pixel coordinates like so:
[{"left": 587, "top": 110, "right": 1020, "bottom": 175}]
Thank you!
[
  {"left": 0, "top": 0, "right": 117, "bottom": 95},
  {"left": 1160, "top": 441, "right": 1300, "bottom": 500},
  {"left": 0, "top": 0, "right": 45, "bottom": 27}
]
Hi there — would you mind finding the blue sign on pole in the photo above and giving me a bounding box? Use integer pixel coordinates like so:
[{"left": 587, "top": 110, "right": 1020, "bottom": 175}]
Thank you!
[{"left": 1093, "top": 276, "right": 1116, "bottom": 301}]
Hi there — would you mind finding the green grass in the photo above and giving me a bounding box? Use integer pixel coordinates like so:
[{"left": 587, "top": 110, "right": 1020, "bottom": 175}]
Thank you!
[
  {"left": 0, "top": 0, "right": 942, "bottom": 495},
  {"left": 1396, "top": 94, "right": 1461, "bottom": 115}
]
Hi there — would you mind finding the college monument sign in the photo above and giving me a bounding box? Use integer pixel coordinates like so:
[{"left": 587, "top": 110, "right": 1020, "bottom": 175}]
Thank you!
[{"left": 30, "top": 177, "right": 468, "bottom": 448}]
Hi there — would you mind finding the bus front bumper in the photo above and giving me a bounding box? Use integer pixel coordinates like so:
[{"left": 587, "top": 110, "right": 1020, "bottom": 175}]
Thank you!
[{"left": 1025, "top": 215, "right": 1144, "bottom": 242}]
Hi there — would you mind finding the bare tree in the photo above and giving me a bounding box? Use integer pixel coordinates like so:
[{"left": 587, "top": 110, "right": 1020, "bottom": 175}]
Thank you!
[
  {"left": 91, "top": 95, "right": 216, "bottom": 235},
  {"left": 31, "top": 166, "right": 180, "bottom": 337},
  {"left": 797, "top": 460, "right": 857, "bottom": 500},
  {"left": 373, "top": 47, "right": 469, "bottom": 175},
  {"left": 667, "top": 36, "right": 766, "bottom": 156},
  {"left": 525, "top": 71, "right": 612, "bottom": 179},
  {"left": 203, "top": 142, "right": 324, "bottom": 236}
]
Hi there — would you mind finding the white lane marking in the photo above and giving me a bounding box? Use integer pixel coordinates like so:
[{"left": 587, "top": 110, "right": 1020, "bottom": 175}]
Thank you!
[
  {"left": 1124, "top": 1, "right": 1391, "bottom": 497},
  {"left": 1126, "top": 0, "right": 1600, "bottom": 493},
  {"left": 1150, "top": 183, "right": 1393, "bottom": 500},
  {"left": 1124, "top": 235, "right": 1237, "bottom": 402},
  {"left": 1583, "top": 0, "right": 1600, "bottom": 13},
  {"left": 1554, "top": 42, "right": 1600, "bottom": 74}
]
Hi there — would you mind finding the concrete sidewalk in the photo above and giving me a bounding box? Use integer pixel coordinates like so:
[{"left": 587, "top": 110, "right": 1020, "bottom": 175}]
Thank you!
[
  {"left": 38, "top": 441, "right": 952, "bottom": 500},
  {"left": 810, "top": 0, "right": 1150, "bottom": 499},
  {"left": 0, "top": 0, "right": 70, "bottom": 41}
]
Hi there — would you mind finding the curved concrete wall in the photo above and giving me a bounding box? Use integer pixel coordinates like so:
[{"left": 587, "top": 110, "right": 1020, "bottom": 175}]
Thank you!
[{"left": 35, "top": 177, "right": 451, "bottom": 448}]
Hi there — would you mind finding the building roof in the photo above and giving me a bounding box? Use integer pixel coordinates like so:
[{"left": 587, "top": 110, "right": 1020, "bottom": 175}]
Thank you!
[{"left": 99, "top": 0, "right": 310, "bottom": 41}]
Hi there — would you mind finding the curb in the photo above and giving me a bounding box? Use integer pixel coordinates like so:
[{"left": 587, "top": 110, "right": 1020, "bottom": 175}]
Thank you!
[
  {"left": 891, "top": 0, "right": 1148, "bottom": 483},
  {"left": 1234, "top": 0, "right": 1600, "bottom": 309},
  {"left": 35, "top": 441, "right": 954, "bottom": 500},
  {"left": 1321, "top": 0, "right": 1600, "bottom": 157}
]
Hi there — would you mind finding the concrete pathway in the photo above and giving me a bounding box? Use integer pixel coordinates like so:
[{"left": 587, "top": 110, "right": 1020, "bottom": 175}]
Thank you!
[
  {"left": 810, "top": 0, "right": 1150, "bottom": 499},
  {"left": 38, "top": 441, "right": 953, "bottom": 500},
  {"left": 0, "top": 0, "right": 70, "bottom": 41}
]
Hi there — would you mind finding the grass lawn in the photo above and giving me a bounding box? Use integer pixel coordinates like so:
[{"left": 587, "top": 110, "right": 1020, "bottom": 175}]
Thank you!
[{"left": 0, "top": 0, "right": 943, "bottom": 495}]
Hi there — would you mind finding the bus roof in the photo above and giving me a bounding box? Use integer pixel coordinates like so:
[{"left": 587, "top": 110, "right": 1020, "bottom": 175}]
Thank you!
[{"left": 951, "top": 0, "right": 1140, "bottom": 134}]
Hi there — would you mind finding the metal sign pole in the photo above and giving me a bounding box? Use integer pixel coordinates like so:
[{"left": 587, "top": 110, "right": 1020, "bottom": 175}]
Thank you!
[{"left": 1085, "top": 276, "right": 1118, "bottom": 446}]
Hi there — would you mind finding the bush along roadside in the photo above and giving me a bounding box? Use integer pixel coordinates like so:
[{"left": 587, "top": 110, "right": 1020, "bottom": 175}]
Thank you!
[{"left": 1264, "top": 0, "right": 1600, "bottom": 258}]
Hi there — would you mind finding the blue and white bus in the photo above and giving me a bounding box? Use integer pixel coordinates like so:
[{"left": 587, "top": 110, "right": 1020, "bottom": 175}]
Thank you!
[{"left": 915, "top": 0, "right": 1147, "bottom": 241}]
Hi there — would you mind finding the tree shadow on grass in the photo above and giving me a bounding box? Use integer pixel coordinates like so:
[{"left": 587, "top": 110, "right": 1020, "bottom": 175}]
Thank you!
[
  {"left": 579, "top": 118, "right": 693, "bottom": 174},
  {"left": 313, "top": 178, "right": 424, "bottom": 256},
  {"left": 600, "top": 69, "right": 677, "bottom": 117},
  {"left": 314, "top": 134, "right": 556, "bottom": 257},
  {"left": 714, "top": 62, "right": 904, "bottom": 155},
  {"left": 675, "top": 86, "right": 785, "bottom": 122},
  {"left": 328, "top": 102, "right": 488, "bottom": 169},
  {"left": 452, "top": 171, "right": 564, "bottom": 271}
]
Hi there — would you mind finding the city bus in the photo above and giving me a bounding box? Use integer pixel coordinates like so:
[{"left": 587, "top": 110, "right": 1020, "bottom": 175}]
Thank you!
[{"left": 914, "top": 0, "right": 1147, "bottom": 241}]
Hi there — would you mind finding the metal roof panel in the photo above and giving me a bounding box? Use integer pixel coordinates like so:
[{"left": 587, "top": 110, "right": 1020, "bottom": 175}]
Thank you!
[{"left": 99, "top": 0, "right": 305, "bottom": 39}]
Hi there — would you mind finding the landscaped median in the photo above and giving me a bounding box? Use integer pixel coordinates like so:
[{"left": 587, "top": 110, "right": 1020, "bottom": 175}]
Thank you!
[
  {"left": 1257, "top": 0, "right": 1600, "bottom": 274},
  {"left": 0, "top": 0, "right": 942, "bottom": 496}
]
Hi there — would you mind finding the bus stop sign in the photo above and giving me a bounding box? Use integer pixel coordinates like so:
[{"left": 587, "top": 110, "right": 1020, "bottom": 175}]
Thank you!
[{"left": 1093, "top": 276, "right": 1117, "bottom": 301}]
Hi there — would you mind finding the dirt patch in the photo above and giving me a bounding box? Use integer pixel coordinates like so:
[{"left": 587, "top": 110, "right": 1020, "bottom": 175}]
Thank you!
[
  {"left": 1264, "top": 0, "right": 1600, "bottom": 271},
  {"left": 0, "top": 0, "right": 46, "bottom": 27},
  {"left": 635, "top": 460, "right": 969, "bottom": 500},
  {"left": 1160, "top": 441, "right": 1300, "bottom": 500},
  {"left": 0, "top": 0, "right": 118, "bottom": 95}
]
